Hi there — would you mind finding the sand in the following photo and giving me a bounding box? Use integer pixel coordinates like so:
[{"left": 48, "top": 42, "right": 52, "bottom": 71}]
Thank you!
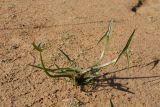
[{"left": 0, "top": 0, "right": 160, "bottom": 107}]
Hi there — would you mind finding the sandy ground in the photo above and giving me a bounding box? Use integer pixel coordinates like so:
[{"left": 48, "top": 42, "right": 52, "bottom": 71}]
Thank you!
[{"left": 0, "top": 0, "right": 160, "bottom": 107}]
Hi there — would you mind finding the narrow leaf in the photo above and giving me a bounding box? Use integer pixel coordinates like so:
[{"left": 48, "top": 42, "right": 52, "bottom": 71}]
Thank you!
[
  {"left": 40, "top": 52, "right": 46, "bottom": 69},
  {"left": 115, "top": 29, "right": 135, "bottom": 64},
  {"left": 59, "top": 49, "right": 76, "bottom": 66},
  {"left": 30, "top": 64, "right": 44, "bottom": 70},
  {"left": 97, "top": 19, "right": 113, "bottom": 45},
  {"left": 54, "top": 63, "right": 60, "bottom": 69},
  {"left": 110, "top": 99, "right": 114, "bottom": 107},
  {"left": 125, "top": 50, "right": 130, "bottom": 69},
  {"left": 96, "top": 19, "right": 113, "bottom": 64},
  {"left": 32, "top": 42, "right": 44, "bottom": 52}
]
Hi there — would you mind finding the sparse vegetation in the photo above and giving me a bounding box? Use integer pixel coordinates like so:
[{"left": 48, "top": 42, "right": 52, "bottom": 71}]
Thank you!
[{"left": 31, "top": 20, "right": 135, "bottom": 87}]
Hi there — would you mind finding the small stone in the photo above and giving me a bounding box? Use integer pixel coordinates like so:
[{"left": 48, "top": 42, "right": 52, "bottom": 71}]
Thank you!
[{"left": 11, "top": 44, "right": 19, "bottom": 49}]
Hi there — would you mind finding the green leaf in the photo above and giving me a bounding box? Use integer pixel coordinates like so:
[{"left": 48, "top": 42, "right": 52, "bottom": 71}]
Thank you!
[
  {"left": 51, "top": 74, "right": 73, "bottom": 78},
  {"left": 32, "top": 42, "right": 44, "bottom": 52},
  {"left": 96, "top": 19, "right": 113, "bottom": 64},
  {"left": 90, "top": 67, "right": 100, "bottom": 76},
  {"left": 54, "top": 63, "right": 65, "bottom": 73},
  {"left": 31, "top": 64, "right": 77, "bottom": 78},
  {"left": 59, "top": 49, "right": 77, "bottom": 67},
  {"left": 97, "top": 19, "right": 113, "bottom": 45},
  {"left": 30, "top": 64, "right": 44, "bottom": 70},
  {"left": 125, "top": 50, "right": 130, "bottom": 69},
  {"left": 54, "top": 63, "right": 79, "bottom": 74},
  {"left": 115, "top": 29, "right": 135, "bottom": 65},
  {"left": 39, "top": 52, "right": 46, "bottom": 69},
  {"left": 110, "top": 99, "right": 114, "bottom": 107}
]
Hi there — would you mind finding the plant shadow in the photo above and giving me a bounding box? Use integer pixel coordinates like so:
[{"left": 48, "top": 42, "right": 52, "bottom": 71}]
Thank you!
[{"left": 81, "top": 58, "right": 160, "bottom": 93}]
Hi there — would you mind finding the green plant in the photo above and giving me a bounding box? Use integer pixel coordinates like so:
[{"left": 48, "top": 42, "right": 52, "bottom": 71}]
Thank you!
[
  {"left": 31, "top": 20, "right": 135, "bottom": 86},
  {"left": 109, "top": 99, "right": 115, "bottom": 107}
]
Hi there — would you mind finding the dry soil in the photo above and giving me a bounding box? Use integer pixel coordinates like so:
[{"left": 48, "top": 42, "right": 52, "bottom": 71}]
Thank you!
[{"left": 0, "top": 0, "right": 160, "bottom": 107}]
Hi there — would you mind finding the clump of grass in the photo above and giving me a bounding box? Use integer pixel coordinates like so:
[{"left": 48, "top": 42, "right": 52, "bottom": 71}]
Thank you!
[{"left": 31, "top": 20, "right": 135, "bottom": 87}]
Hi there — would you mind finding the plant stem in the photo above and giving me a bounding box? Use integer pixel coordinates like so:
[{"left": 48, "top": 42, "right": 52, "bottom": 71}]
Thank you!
[{"left": 82, "top": 58, "right": 117, "bottom": 74}]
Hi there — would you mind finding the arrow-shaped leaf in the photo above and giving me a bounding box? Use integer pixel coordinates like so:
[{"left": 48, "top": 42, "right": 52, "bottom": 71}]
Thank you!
[
  {"left": 32, "top": 42, "right": 44, "bottom": 52},
  {"left": 96, "top": 19, "right": 113, "bottom": 64},
  {"left": 115, "top": 29, "right": 135, "bottom": 65}
]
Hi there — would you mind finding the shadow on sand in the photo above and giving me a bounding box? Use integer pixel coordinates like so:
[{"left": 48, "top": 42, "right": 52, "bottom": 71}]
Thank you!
[{"left": 81, "top": 58, "right": 160, "bottom": 93}]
